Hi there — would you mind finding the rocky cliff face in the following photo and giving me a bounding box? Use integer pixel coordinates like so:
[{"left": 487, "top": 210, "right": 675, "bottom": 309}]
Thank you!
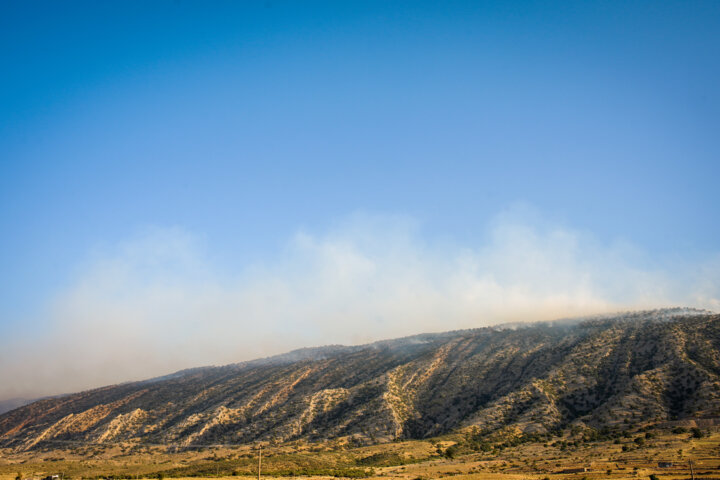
[{"left": 1, "top": 309, "right": 718, "bottom": 450}]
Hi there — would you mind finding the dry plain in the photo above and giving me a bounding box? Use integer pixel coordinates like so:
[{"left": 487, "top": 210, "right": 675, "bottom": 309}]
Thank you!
[{"left": 1, "top": 423, "right": 718, "bottom": 480}]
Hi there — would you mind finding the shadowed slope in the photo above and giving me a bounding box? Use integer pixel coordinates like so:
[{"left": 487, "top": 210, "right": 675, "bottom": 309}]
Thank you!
[{"left": 1, "top": 309, "right": 718, "bottom": 450}]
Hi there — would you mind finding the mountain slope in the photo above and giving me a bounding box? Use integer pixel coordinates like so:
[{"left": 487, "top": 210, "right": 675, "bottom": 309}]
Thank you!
[{"left": 1, "top": 308, "right": 718, "bottom": 450}]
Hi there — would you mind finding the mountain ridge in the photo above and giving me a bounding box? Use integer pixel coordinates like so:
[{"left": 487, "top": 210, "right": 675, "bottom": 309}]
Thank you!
[{"left": 1, "top": 308, "right": 718, "bottom": 451}]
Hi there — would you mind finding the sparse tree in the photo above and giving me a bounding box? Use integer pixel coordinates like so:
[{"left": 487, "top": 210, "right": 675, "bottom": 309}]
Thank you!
[{"left": 444, "top": 445, "right": 457, "bottom": 459}]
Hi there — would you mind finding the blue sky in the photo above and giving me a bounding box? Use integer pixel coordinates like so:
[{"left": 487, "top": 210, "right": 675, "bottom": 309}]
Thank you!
[{"left": 1, "top": 1, "right": 719, "bottom": 398}]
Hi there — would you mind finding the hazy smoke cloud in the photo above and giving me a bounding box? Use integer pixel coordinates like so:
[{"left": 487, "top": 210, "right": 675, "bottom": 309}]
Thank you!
[{"left": 1, "top": 210, "right": 718, "bottom": 400}]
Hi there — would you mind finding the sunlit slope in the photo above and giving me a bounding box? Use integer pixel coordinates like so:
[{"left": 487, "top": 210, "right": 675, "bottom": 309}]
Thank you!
[{"left": 1, "top": 309, "right": 718, "bottom": 450}]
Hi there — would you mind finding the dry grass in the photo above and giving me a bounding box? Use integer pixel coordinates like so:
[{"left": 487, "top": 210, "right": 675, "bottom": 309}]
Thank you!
[{"left": 0, "top": 428, "right": 718, "bottom": 480}]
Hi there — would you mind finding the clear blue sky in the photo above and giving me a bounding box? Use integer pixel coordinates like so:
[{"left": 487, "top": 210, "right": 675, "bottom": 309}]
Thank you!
[{"left": 1, "top": 1, "right": 719, "bottom": 326}]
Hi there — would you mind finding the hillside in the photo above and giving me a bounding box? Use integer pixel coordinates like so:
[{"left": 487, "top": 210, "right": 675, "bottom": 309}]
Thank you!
[{"left": 1, "top": 308, "right": 719, "bottom": 451}]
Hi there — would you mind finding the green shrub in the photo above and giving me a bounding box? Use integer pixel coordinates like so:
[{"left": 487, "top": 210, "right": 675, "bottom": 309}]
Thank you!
[
  {"left": 355, "top": 452, "right": 405, "bottom": 467},
  {"left": 444, "top": 445, "right": 458, "bottom": 459}
]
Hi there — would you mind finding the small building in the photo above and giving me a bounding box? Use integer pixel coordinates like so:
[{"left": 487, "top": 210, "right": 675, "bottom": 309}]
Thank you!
[{"left": 658, "top": 461, "right": 673, "bottom": 468}]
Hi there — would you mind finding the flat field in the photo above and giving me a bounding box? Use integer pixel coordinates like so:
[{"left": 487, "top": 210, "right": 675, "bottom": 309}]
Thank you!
[{"left": 1, "top": 426, "right": 718, "bottom": 480}]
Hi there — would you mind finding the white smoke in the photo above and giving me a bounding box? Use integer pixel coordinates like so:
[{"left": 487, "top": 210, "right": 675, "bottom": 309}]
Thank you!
[{"left": 1, "top": 209, "right": 718, "bottom": 400}]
